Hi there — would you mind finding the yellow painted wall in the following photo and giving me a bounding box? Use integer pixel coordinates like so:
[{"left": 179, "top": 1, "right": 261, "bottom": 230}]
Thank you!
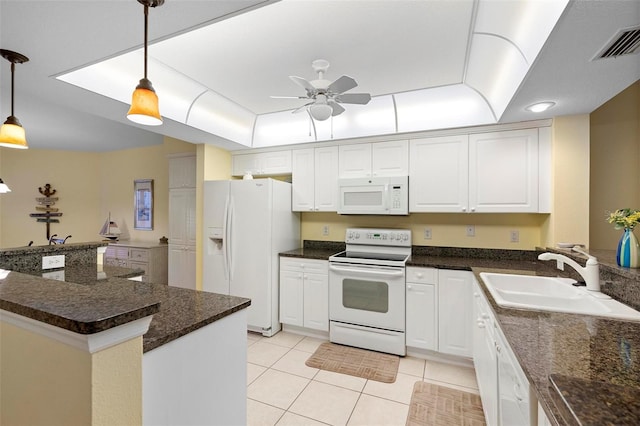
[
  {"left": 590, "top": 81, "right": 640, "bottom": 249},
  {"left": 0, "top": 137, "right": 196, "bottom": 249},
  {"left": 540, "top": 114, "right": 591, "bottom": 248},
  {"left": 0, "top": 321, "right": 142, "bottom": 426},
  {"left": 301, "top": 212, "right": 547, "bottom": 249}
]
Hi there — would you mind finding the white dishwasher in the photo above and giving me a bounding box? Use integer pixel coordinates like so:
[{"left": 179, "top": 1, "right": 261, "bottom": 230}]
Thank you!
[{"left": 496, "top": 326, "right": 534, "bottom": 426}]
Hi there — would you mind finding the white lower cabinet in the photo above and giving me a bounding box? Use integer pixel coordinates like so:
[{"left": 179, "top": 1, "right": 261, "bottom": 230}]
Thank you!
[
  {"left": 279, "top": 258, "right": 328, "bottom": 332},
  {"left": 473, "top": 280, "right": 536, "bottom": 426},
  {"left": 438, "top": 269, "right": 474, "bottom": 357},
  {"left": 168, "top": 245, "right": 196, "bottom": 290},
  {"left": 406, "top": 267, "right": 438, "bottom": 351}
]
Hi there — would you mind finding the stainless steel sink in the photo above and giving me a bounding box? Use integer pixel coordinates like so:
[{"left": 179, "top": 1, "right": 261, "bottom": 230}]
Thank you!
[{"left": 479, "top": 272, "right": 640, "bottom": 321}]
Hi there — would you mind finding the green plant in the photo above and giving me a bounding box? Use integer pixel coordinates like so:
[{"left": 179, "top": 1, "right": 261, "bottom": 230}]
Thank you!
[{"left": 607, "top": 208, "right": 640, "bottom": 230}]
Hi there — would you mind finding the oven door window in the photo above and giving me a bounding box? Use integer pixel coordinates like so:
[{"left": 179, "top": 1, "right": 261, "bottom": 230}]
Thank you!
[{"left": 342, "top": 278, "right": 389, "bottom": 313}]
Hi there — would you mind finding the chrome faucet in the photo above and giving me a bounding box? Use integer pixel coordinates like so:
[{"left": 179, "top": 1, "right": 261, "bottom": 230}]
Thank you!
[
  {"left": 63, "top": 235, "right": 72, "bottom": 243},
  {"left": 538, "top": 246, "right": 601, "bottom": 292},
  {"left": 48, "top": 234, "right": 58, "bottom": 245}
]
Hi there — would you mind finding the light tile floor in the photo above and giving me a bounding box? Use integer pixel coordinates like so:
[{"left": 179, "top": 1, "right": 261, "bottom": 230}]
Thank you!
[{"left": 246, "top": 331, "right": 480, "bottom": 426}]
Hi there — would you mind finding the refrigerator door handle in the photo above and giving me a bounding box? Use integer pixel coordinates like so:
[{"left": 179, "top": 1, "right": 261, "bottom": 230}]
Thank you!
[
  {"left": 228, "top": 196, "right": 235, "bottom": 281},
  {"left": 222, "top": 194, "right": 230, "bottom": 281}
]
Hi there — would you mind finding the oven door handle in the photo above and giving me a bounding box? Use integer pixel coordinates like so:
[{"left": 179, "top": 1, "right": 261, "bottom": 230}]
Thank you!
[{"left": 329, "top": 264, "right": 405, "bottom": 277}]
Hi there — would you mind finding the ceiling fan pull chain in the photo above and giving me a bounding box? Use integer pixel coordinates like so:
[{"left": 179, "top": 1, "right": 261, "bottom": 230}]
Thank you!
[{"left": 331, "top": 115, "right": 334, "bottom": 139}]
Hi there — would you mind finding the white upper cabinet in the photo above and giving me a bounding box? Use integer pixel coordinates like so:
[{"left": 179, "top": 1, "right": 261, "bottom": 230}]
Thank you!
[
  {"left": 469, "top": 128, "right": 539, "bottom": 213},
  {"left": 339, "top": 140, "right": 409, "bottom": 177},
  {"left": 410, "top": 128, "right": 545, "bottom": 213},
  {"left": 169, "top": 155, "right": 196, "bottom": 189},
  {"left": 232, "top": 150, "right": 292, "bottom": 177},
  {"left": 292, "top": 146, "right": 339, "bottom": 212},
  {"left": 410, "top": 135, "right": 469, "bottom": 212}
]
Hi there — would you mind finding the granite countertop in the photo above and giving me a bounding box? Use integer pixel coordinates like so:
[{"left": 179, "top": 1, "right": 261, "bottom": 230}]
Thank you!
[
  {"left": 281, "top": 242, "right": 640, "bottom": 425},
  {"left": 0, "top": 265, "right": 250, "bottom": 353}
]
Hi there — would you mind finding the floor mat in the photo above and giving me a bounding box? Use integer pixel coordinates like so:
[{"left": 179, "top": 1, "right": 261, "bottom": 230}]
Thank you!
[
  {"left": 406, "top": 381, "right": 486, "bottom": 426},
  {"left": 305, "top": 342, "right": 399, "bottom": 383}
]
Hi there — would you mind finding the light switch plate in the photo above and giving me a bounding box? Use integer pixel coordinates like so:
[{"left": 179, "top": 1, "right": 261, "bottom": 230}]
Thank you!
[
  {"left": 42, "top": 255, "right": 65, "bottom": 270},
  {"left": 466, "top": 225, "right": 475, "bottom": 237}
]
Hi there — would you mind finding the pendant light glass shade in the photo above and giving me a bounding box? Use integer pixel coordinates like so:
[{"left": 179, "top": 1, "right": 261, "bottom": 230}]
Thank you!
[
  {"left": 0, "top": 49, "right": 29, "bottom": 149},
  {"left": 127, "top": 1, "right": 163, "bottom": 126},
  {"left": 0, "top": 178, "right": 11, "bottom": 193},
  {"left": 127, "top": 78, "right": 162, "bottom": 125}
]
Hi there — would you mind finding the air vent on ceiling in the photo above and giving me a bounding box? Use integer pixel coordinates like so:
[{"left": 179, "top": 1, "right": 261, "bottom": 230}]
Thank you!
[{"left": 595, "top": 26, "right": 640, "bottom": 59}]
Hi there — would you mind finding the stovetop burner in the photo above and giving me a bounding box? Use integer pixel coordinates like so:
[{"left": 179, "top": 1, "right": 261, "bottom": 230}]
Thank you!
[{"left": 329, "top": 228, "right": 412, "bottom": 267}]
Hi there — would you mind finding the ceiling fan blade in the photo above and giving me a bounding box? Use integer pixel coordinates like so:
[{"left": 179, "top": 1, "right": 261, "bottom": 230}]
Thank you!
[
  {"left": 335, "top": 93, "right": 371, "bottom": 105},
  {"left": 289, "top": 76, "right": 316, "bottom": 95},
  {"left": 327, "top": 75, "right": 358, "bottom": 94},
  {"left": 328, "top": 101, "right": 346, "bottom": 116},
  {"left": 292, "top": 102, "right": 314, "bottom": 114},
  {"left": 270, "top": 95, "right": 308, "bottom": 99}
]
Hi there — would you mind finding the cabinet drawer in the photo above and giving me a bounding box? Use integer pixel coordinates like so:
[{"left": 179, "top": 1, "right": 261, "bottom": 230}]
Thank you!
[
  {"left": 114, "top": 247, "right": 130, "bottom": 259},
  {"left": 406, "top": 267, "right": 437, "bottom": 284},
  {"left": 129, "top": 261, "right": 149, "bottom": 275},
  {"left": 130, "top": 249, "right": 149, "bottom": 261},
  {"left": 280, "top": 257, "right": 328, "bottom": 274}
]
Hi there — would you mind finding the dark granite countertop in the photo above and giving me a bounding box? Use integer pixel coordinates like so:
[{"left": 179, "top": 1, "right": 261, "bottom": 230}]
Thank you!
[
  {"left": 282, "top": 241, "right": 640, "bottom": 425},
  {"left": 0, "top": 264, "right": 250, "bottom": 353}
]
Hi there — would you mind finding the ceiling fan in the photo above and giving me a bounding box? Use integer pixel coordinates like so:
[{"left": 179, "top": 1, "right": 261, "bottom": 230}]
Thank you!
[{"left": 271, "top": 59, "right": 371, "bottom": 121}]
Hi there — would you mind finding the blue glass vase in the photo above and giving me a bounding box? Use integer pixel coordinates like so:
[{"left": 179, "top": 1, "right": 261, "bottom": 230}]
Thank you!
[{"left": 617, "top": 228, "right": 640, "bottom": 268}]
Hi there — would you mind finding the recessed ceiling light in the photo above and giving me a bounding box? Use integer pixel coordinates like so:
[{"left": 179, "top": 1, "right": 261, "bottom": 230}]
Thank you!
[{"left": 525, "top": 102, "right": 556, "bottom": 113}]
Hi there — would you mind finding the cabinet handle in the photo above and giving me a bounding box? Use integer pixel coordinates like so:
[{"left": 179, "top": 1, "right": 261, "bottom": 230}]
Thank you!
[
  {"left": 482, "top": 313, "right": 490, "bottom": 319},
  {"left": 407, "top": 284, "right": 412, "bottom": 290},
  {"left": 462, "top": 207, "right": 467, "bottom": 212},
  {"left": 474, "top": 292, "right": 480, "bottom": 298},
  {"left": 477, "top": 320, "right": 485, "bottom": 328},
  {"left": 471, "top": 207, "right": 476, "bottom": 212},
  {"left": 496, "top": 344, "right": 501, "bottom": 353},
  {"left": 416, "top": 273, "right": 423, "bottom": 278}
]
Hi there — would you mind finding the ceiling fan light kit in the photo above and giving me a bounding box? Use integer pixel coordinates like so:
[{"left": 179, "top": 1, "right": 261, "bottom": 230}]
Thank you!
[
  {"left": 272, "top": 59, "right": 372, "bottom": 121},
  {"left": 0, "top": 49, "right": 29, "bottom": 149},
  {"left": 127, "top": 0, "right": 164, "bottom": 126}
]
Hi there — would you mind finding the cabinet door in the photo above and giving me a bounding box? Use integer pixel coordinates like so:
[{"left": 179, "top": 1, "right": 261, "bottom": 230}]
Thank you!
[
  {"left": 260, "top": 150, "right": 292, "bottom": 175},
  {"left": 168, "top": 245, "right": 196, "bottom": 289},
  {"left": 372, "top": 140, "right": 409, "bottom": 176},
  {"left": 469, "top": 129, "right": 538, "bottom": 212},
  {"left": 339, "top": 144, "right": 372, "bottom": 177},
  {"left": 410, "top": 135, "right": 469, "bottom": 212},
  {"left": 406, "top": 282, "right": 437, "bottom": 350},
  {"left": 169, "top": 155, "right": 196, "bottom": 188},
  {"left": 303, "top": 272, "right": 329, "bottom": 331},
  {"left": 292, "top": 148, "right": 315, "bottom": 212},
  {"left": 232, "top": 154, "right": 260, "bottom": 177},
  {"left": 438, "top": 269, "right": 473, "bottom": 357},
  {"left": 169, "top": 188, "right": 196, "bottom": 246},
  {"left": 279, "top": 270, "right": 304, "bottom": 327},
  {"left": 314, "top": 146, "right": 339, "bottom": 211}
]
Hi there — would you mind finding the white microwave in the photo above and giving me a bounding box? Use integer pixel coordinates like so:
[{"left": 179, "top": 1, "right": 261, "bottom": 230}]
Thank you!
[{"left": 337, "top": 176, "right": 408, "bottom": 215}]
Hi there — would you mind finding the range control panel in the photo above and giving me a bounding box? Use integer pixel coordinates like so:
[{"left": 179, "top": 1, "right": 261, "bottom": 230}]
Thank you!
[{"left": 345, "top": 228, "right": 412, "bottom": 247}]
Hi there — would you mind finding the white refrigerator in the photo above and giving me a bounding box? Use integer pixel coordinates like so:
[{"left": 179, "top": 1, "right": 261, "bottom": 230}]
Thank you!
[{"left": 203, "top": 178, "right": 300, "bottom": 336}]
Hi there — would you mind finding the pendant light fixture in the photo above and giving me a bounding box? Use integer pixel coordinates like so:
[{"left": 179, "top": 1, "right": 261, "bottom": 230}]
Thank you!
[
  {"left": 0, "top": 178, "right": 11, "bottom": 193},
  {"left": 0, "top": 49, "right": 29, "bottom": 149},
  {"left": 127, "top": 0, "right": 164, "bottom": 126}
]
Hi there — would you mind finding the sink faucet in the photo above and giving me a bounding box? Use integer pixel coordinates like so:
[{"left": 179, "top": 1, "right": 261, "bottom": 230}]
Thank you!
[
  {"left": 48, "top": 234, "right": 58, "bottom": 245},
  {"left": 63, "top": 235, "right": 72, "bottom": 243},
  {"left": 538, "top": 246, "right": 600, "bottom": 292}
]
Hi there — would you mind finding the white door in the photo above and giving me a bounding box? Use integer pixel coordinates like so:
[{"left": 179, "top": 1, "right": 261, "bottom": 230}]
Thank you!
[
  {"left": 406, "top": 282, "right": 437, "bottom": 350},
  {"left": 292, "top": 148, "right": 315, "bottom": 212},
  {"left": 469, "top": 129, "right": 539, "bottom": 212},
  {"left": 314, "top": 146, "right": 339, "bottom": 211},
  {"left": 279, "top": 269, "right": 304, "bottom": 327},
  {"left": 372, "top": 140, "right": 409, "bottom": 176},
  {"left": 339, "top": 144, "right": 372, "bottom": 177},
  {"left": 229, "top": 180, "right": 272, "bottom": 331},
  {"left": 303, "top": 272, "right": 329, "bottom": 331},
  {"left": 202, "top": 181, "right": 230, "bottom": 294},
  {"left": 438, "top": 269, "right": 473, "bottom": 357},
  {"left": 410, "top": 135, "right": 469, "bottom": 212}
]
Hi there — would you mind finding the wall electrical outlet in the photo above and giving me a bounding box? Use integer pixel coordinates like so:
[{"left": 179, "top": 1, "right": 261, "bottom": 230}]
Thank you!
[
  {"left": 42, "top": 255, "right": 65, "bottom": 270},
  {"left": 466, "top": 225, "right": 475, "bottom": 237},
  {"left": 424, "top": 227, "right": 432, "bottom": 240},
  {"left": 322, "top": 225, "right": 330, "bottom": 236},
  {"left": 510, "top": 230, "right": 520, "bottom": 243}
]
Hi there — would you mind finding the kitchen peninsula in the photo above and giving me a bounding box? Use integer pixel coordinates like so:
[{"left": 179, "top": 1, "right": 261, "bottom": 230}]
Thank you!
[{"left": 0, "top": 241, "right": 250, "bottom": 426}]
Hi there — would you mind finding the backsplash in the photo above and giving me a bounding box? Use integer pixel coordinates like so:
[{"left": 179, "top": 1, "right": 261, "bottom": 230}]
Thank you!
[{"left": 0, "top": 242, "right": 106, "bottom": 272}]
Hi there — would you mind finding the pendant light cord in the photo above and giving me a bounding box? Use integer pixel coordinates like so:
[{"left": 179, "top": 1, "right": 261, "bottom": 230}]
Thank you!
[
  {"left": 10, "top": 62, "right": 15, "bottom": 116},
  {"left": 143, "top": 4, "right": 149, "bottom": 80}
]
